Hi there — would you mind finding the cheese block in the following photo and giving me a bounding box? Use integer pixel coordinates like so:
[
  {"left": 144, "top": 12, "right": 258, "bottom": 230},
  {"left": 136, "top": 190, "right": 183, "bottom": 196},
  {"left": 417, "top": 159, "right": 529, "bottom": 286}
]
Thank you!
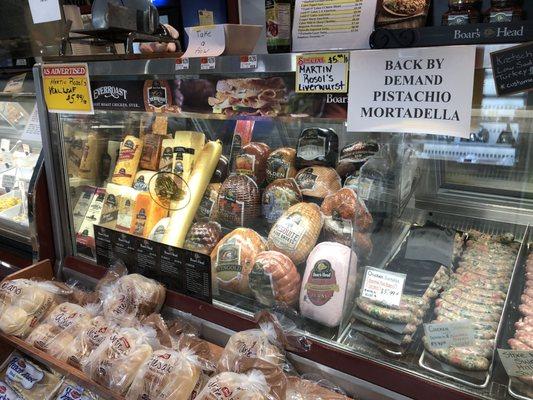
[
  {"left": 217, "top": 174, "right": 261, "bottom": 228},
  {"left": 99, "top": 183, "right": 123, "bottom": 227},
  {"left": 195, "top": 183, "right": 221, "bottom": 221},
  {"left": 211, "top": 228, "right": 267, "bottom": 296},
  {"left": 265, "top": 147, "right": 297, "bottom": 184},
  {"left": 184, "top": 221, "right": 222, "bottom": 256},
  {"left": 295, "top": 166, "right": 342, "bottom": 199},
  {"left": 72, "top": 186, "right": 97, "bottom": 233},
  {"left": 172, "top": 131, "right": 206, "bottom": 182},
  {"left": 76, "top": 188, "right": 107, "bottom": 250},
  {"left": 267, "top": 202, "right": 323, "bottom": 265},
  {"left": 262, "top": 178, "right": 302, "bottom": 225},
  {"left": 130, "top": 192, "right": 168, "bottom": 238},
  {"left": 112, "top": 136, "right": 143, "bottom": 186},
  {"left": 159, "top": 138, "right": 174, "bottom": 172},
  {"left": 78, "top": 132, "right": 104, "bottom": 180},
  {"left": 116, "top": 188, "right": 139, "bottom": 232},
  {"left": 132, "top": 170, "right": 157, "bottom": 192},
  {"left": 66, "top": 135, "right": 85, "bottom": 178},
  {"left": 299, "top": 242, "right": 357, "bottom": 327},
  {"left": 234, "top": 142, "right": 270, "bottom": 185},
  {"left": 148, "top": 217, "right": 170, "bottom": 242},
  {"left": 139, "top": 134, "right": 163, "bottom": 171},
  {"left": 249, "top": 251, "right": 301, "bottom": 306}
]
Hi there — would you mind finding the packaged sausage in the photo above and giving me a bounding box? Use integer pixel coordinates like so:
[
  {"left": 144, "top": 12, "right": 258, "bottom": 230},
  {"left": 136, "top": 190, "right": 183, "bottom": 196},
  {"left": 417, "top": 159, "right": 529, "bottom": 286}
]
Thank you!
[
  {"left": 112, "top": 136, "right": 143, "bottom": 186},
  {"left": 234, "top": 142, "right": 271, "bottom": 185},
  {"left": 295, "top": 167, "right": 342, "bottom": 199},
  {"left": 266, "top": 148, "right": 297, "bottom": 184},
  {"left": 184, "top": 221, "right": 223, "bottom": 256},
  {"left": 195, "top": 371, "right": 269, "bottom": 400},
  {"left": 140, "top": 134, "right": 163, "bottom": 171},
  {"left": 262, "top": 178, "right": 302, "bottom": 225},
  {"left": 217, "top": 174, "right": 261, "bottom": 228}
]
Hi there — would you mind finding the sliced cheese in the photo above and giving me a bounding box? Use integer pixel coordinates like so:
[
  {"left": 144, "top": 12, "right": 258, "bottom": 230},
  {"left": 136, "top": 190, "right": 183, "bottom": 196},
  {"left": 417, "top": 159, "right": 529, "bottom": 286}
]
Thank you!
[
  {"left": 112, "top": 136, "right": 143, "bottom": 186},
  {"left": 130, "top": 192, "right": 168, "bottom": 238}
]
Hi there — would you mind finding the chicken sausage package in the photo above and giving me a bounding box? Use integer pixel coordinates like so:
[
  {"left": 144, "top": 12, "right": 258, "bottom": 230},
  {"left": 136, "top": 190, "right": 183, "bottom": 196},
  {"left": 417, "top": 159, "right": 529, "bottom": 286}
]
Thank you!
[
  {"left": 82, "top": 325, "right": 157, "bottom": 394},
  {"left": 195, "top": 371, "right": 270, "bottom": 400},
  {"left": 125, "top": 347, "right": 201, "bottom": 400},
  {"left": 0, "top": 279, "right": 72, "bottom": 338}
]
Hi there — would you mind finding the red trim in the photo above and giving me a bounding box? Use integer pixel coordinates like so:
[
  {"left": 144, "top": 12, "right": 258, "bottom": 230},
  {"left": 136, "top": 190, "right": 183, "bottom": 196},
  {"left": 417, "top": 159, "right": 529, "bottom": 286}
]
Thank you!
[
  {"left": 64, "top": 255, "right": 477, "bottom": 400},
  {"left": 0, "top": 249, "right": 31, "bottom": 269}
]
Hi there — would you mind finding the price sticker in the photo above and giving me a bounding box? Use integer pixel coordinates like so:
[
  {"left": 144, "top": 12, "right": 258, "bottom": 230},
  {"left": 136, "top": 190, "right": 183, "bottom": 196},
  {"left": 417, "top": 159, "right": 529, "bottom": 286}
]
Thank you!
[
  {"left": 42, "top": 63, "right": 93, "bottom": 114},
  {"left": 361, "top": 266, "right": 405, "bottom": 307},
  {"left": 183, "top": 25, "right": 225, "bottom": 58},
  {"left": 296, "top": 52, "right": 349, "bottom": 93},
  {"left": 2, "top": 175, "right": 16, "bottom": 190},
  {"left": 175, "top": 58, "right": 190, "bottom": 71},
  {"left": 424, "top": 321, "right": 475, "bottom": 350},
  {"left": 498, "top": 349, "right": 533, "bottom": 377},
  {"left": 240, "top": 55, "right": 258, "bottom": 69},
  {"left": 200, "top": 57, "right": 216, "bottom": 70}
]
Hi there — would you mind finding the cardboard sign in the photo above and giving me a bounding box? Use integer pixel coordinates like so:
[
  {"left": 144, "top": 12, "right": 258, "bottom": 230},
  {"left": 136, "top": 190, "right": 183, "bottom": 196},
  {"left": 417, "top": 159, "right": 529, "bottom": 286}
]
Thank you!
[
  {"left": 183, "top": 25, "right": 225, "bottom": 58},
  {"left": 28, "top": 0, "right": 61, "bottom": 24},
  {"left": 3, "top": 73, "right": 26, "bottom": 94},
  {"left": 424, "top": 321, "right": 475, "bottom": 350},
  {"left": 361, "top": 266, "right": 406, "bottom": 307},
  {"left": 292, "top": 0, "right": 376, "bottom": 52},
  {"left": 42, "top": 64, "right": 93, "bottom": 114},
  {"left": 498, "top": 349, "right": 533, "bottom": 377},
  {"left": 491, "top": 42, "right": 533, "bottom": 96},
  {"left": 296, "top": 53, "right": 349, "bottom": 93},
  {"left": 347, "top": 46, "right": 476, "bottom": 138}
]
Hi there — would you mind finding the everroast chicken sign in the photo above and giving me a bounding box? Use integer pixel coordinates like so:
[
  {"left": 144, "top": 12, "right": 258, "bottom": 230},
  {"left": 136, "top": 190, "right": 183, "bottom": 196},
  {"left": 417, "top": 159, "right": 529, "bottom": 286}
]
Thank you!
[{"left": 347, "top": 46, "right": 476, "bottom": 138}]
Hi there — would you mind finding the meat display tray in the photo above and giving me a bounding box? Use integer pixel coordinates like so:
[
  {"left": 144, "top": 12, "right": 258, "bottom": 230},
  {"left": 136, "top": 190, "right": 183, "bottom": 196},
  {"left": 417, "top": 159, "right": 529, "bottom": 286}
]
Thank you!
[
  {"left": 509, "top": 378, "right": 533, "bottom": 400},
  {"left": 418, "top": 226, "right": 530, "bottom": 389}
]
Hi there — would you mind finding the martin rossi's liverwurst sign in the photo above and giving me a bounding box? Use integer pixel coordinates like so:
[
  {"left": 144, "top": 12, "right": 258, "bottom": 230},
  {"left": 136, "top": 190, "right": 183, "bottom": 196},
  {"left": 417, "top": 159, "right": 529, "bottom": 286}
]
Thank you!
[{"left": 348, "top": 46, "right": 476, "bottom": 138}]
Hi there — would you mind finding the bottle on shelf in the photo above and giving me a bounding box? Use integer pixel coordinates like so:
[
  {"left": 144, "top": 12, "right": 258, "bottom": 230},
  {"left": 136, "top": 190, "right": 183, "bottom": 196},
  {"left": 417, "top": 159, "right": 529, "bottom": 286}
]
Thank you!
[
  {"left": 265, "top": 0, "right": 294, "bottom": 53},
  {"left": 442, "top": 0, "right": 482, "bottom": 25},
  {"left": 484, "top": 0, "right": 524, "bottom": 23}
]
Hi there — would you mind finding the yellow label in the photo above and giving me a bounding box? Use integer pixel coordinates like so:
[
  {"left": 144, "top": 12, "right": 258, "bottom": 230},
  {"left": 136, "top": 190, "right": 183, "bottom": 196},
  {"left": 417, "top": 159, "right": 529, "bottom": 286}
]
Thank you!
[
  {"left": 296, "top": 52, "right": 350, "bottom": 93},
  {"left": 42, "top": 63, "right": 93, "bottom": 114}
]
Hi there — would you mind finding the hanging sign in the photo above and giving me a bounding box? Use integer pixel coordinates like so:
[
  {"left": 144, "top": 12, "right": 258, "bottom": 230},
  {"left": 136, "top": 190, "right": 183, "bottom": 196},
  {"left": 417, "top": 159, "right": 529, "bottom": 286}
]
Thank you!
[
  {"left": 490, "top": 42, "right": 533, "bottom": 96},
  {"left": 424, "top": 321, "right": 475, "bottom": 350},
  {"left": 347, "top": 46, "right": 476, "bottom": 138},
  {"left": 296, "top": 53, "right": 349, "bottom": 93},
  {"left": 182, "top": 25, "right": 225, "bottom": 58},
  {"left": 498, "top": 349, "right": 533, "bottom": 377},
  {"left": 42, "top": 63, "right": 93, "bottom": 114},
  {"left": 361, "top": 266, "right": 406, "bottom": 307}
]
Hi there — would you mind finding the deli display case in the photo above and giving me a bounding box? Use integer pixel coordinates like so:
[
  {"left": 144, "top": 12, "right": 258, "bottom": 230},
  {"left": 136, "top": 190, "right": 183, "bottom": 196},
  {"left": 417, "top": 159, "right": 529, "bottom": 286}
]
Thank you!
[{"left": 36, "top": 47, "right": 533, "bottom": 400}]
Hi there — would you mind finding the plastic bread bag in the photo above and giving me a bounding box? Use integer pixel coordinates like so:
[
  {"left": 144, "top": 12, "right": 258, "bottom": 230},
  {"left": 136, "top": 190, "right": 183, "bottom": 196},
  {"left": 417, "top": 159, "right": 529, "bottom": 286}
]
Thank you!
[
  {"left": 0, "top": 379, "right": 23, "bottom": 400},
  {"left": 286, "top": 375, "right": 349, "bottom": 400},
  {"left": 53, "top": 380, "right": 102, "bottom": 400},
  {"left": 25, "top": 302, "right": 97, "bottom": 357},
  {"left": 82, "top": 325, "right": 157, "bottom": 394},
  {"left": 0, "top": 351, "right": 63, "bottom": 400},
  {"left": 195, "top": 370, "right": 270, "bottom": 400},
  {"left": 173, "top": 333, "right": 217, "bottom": 373},
  {"left": 189, "top": 372, "right": 209, "bottom": 400},
  {"left": 125, "top": 347, "right": 202, "bottom": 400},
  {"left": 231, "top": 357, "right": 287, "bottom": 400}
]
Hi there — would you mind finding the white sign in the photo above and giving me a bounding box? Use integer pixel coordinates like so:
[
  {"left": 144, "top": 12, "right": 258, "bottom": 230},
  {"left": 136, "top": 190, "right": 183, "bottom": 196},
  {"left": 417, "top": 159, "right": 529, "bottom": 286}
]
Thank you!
[
  {"left": 0, "top": 139, "right": 10, "bottom": 152},
  {"left": 361, "top": 266, "right": 406, "bottom": 307},
  {"left": 498, "top": 349, "right": 533, "bottom": 377},
  {"left": 200, "top": 57, "right": 216, "bottom": 70},
  {"left": 292, "top": 0, "right": 376, "bottom": 52},
  {"left": 3, "top": 73, "right": 26, "bottom": 94},
  {"left": 347, "top": 46, "right": 476, "bottom": 138},
  {"left": 183, "top": 25, "right": 225, "bottom": 58},
  {"left": 2, "top": 175, "right": 16, "bottom": 190},
  {"left": 21, "top": 105, "right": 42, "bottom": 143},
  {"left": 175, "top": 58, "right": 190, "bottom": 71},
  {"left": 424, "top": 321, "right": 475, "bottom": 350},
  {"left": 296, "top": 53, "right": 349, "bottom": 93},
  {"left": 240, "top": 55, "right": 258, "bottom": 69},
  {"left": 28, "top": 0, "right": 61, "bottom": 24}
]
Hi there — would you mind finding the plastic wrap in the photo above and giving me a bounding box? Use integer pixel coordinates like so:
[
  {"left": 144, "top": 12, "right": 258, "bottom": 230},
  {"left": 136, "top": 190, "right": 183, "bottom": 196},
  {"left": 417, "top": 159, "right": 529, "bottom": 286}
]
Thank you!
[
  {"left": 217, "top": 174, "right": 261, "bottom": 228},
  {"left": 195, "top": 371, "right": 269, "bottom": 400},
  {"left": 0, "top": 379, "right": 23, "bottom": 400},
  {"left": 234, "top": 142, "right": 271, "bottom": 185},
  {"left": 294, "top": 167, "right": 341, "bottom": 199},
  {"left": 184, "top": 221, "right": 223, "bottom": 256},
  {"left": 262, "top": 179, "right": 302, "bottom": 225},
  {"left": 321, "top": 188, "right": 372, "bottom": 233},
  {"left": 286, "top": 376, "right": 348, "bottom": 400},
  {"left": 231, "top": 357, "right": 287, "bottom": 400},
  {"left": 266, "top": 148, "right": 297, "bottom": 184},
  {"left": 54, "top": 381, "right": 102, "bottom": 400}
]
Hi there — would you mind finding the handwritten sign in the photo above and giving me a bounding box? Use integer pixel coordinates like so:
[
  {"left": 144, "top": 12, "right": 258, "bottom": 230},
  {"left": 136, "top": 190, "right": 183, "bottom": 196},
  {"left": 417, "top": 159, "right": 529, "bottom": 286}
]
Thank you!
[
  {"left": 240, "top": 55, "right": 258, "bottom": 69},
  {"left": 21, "top": 105, "right": 42, "bottom": 143},
  {"left": 361, "top": 266, "right": 406, "bottom": 307},
  {"left": 42, "top": 63, "right": 93, "bottom": 114},
  {"left": 490, "top": 43, "right": 533, "bottom": 96},
  {"left": 296, "top": 53, "right": 349, "bottom": 93},
  {"left": 183, "top": 25, "right": 225, "bottom": 58},
  {"left": 424, "top": 321, "right": 475, "bottom": 350},
  {"left": 28, "top": 0, "right": 61, "bottom": 24},
  {"left": 498, "top": 349, "right": 533, "bottom": 377},
  {"left": 175, "top": 58, "right": 190, "bottom": 71},
  {"left": 3, "top": 73, "right": 26, "bottom": 93}
]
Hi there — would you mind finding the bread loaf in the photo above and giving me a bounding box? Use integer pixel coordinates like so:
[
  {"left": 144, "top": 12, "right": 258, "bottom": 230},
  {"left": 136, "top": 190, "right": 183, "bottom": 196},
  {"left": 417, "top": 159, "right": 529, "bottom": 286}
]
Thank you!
[
  {"left": 195, "top": 371, "right": 269, "bottom": 400},
  {"left": 266, "top": 147, "right": 297, "bottom": 184},
  {"left": 295, "top": 167, "right": 341, "bottom": 199},
  {"left": 184, "top": 221, "right": 223, "bottom": 256},
  {"left": 262, "top": 178, "right": 302, "bottom": 225},
  {"left": 267, "top": 202, "right": 323, "bottom": 265},
  {"left": 249, "top": 251, "right": 301, "bottom": 306},
  {"left": 112, "top": 136, "right": 143, "bottom": 186},
  {"left": 217, "top": 174, "right": 260, "bottom": 228},
  {"left": 235, "top": 142, "right": 271, "bottom": 185},
  {"left": 211, "top": 228, "right": 267, "bottom": 296}
]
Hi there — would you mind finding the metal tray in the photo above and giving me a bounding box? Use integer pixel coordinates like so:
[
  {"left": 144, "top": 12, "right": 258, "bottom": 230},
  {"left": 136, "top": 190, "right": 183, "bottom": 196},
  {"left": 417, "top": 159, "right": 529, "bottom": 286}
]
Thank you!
[{"left": 509, "top": 378, "right": 533, "bottom": 400}]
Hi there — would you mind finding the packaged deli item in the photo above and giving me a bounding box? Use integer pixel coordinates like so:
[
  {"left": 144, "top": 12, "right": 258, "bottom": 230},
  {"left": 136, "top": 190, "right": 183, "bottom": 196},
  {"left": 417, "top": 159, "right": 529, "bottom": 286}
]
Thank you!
[
  {"left": 115, "top": 188, "right": 139, "bottom": 232},
  {"left": 268, "top": 202, "right": 323, "bottom": 265},
  {"left": 184, "top": 221, "right": 223, "bottom": 256},
  {"left": 211, "top": 155, "right": 229, "bottom": 183},
  {"left": 339, "top": 141, "right": 379, "bottom": 163},
  {"left": 196, "top": 183, "right": 221, "bottom": 221},
  {"left": 353, "top": 231, "right": 373, "bottom": 258},
  {"left": 217, "top": 174, "right": 261, "bottom": 228},
  {"left": 300, "top": 242, "right": 357, "bottom": 327},
  {"left": 54, "top": 381, "right": 101, "bottom": 400},
  {"left": 321, "top": 188, "right": 373, "bottom": 233},
  {"left": 1, "top": 351, "right": 62, "bottom": 400},
  {"left": 159, "top": 138, "right": 174, "bottom": 172},
  {"left": 235, "top": 142, "right": 271, "bottom": 185},
  {"left": 126, "top": 347, "right": 201, "bottom": 400},
  {"left": 195, "top": 371, "right": 269, "bottom": 400},
  {"left": 152, "top": 115, "right": 168, "bottom": 136},
  {"left": 78, "top": 132, "right": 104, "bottom": 180},
  {"left": 0, "top": 379, "right": 22, "bottom": 400},
  {"left": 102, "top": 140, "right": 121, "bottom": 183},
  {"left": 129, "top": 192, "right": 168, "bottom": 238},
  {"left": 72, "top": 186, "right": 97, "bottom": 232},
  {"left": 266, "top": 147, "right": 297, "bottom": 184},
  {"left": 139, "top": 134, "right": 164, "bottom": 171},
  {"left": 262, "top": 178, "right": 302, "bottom": 225},
  {"left": 112, "top": 136, "right": 143, "bottom": 186},
  {"left": 211, "top": 228, "right": 267, "bottom": 296},
  {"left": 295, "top": 128, "right": 338, "bottom": 169},
  {"left": 249, "top": 251, "right": 301, "bottom": 307},
  {"left": 172, "top": 131, "right": 206, "bottom": 183},
  {"left": 132, "top": 170, "right": 158, "bottom": 192},
  {"left": 148, "top": 217, "right": 170, "bottom": 242},
  {"left": 295, "top": 167, "right": 342, "bottom": 199}
]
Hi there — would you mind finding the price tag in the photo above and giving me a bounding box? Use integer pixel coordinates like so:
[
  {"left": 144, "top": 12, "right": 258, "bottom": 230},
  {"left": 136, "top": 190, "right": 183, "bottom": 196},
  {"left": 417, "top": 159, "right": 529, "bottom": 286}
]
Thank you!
[
  {"left": 240, "top": 55, "right": 258, "bottom": 69},
  {"left": 175, "top": 58, "right": 190, "bottom": 71},
  {"left": 42, "top": 63, "right": 94, "bottom": 114},
  {"left": 2, "top": 174, "right": 16, "bottom": 190},
  {"left": 296, "top": 53, "right": 349, "bottom": 93},
  {"left": 0, "top": 139, "right": 10, "bottom": 152},
  {"left": 498, "top": 349, "right": 533, "bottom": 377},
  {"left": 200, "top": 57, "right": 216, "bottom": 70},
  {"left": 28, "top": 0, "right": 61, "bottom": 24},
  {"left": 3, "top": 73, "right": 26, "bottom": 94},
  {"left": 424, "top": 321, "right": 475, "bottom": 350},
  {"left": 361, "top": 266, "right": 405, "bottom": 307},
  {"left": 183, "top": 25, "right": 225, "bottom": 58}
]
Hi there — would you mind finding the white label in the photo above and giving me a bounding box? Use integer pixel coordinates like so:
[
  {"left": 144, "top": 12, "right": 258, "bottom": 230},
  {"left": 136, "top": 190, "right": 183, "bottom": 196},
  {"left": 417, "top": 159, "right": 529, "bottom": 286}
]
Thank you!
[
  {"left": 361, "top": 266, "right": 405, "bottom": 307},
  {"left": 498, "top": 349, "right": 533, "bottom": 377},
  {"left": 200, "top": 57, "right": 216, "bottom": 70},
  {"left": 3, "top": 73, "right": 26, "bottom": 94},
  {"left": 183, "top": 25, "right": 225, "bottom": 58},
  {"left": 175, "top": 57, "right": 190, "bottom": 71},
  {"left": 0, "top": 139, "right": 10, "bottom": 152},
  {"left": 424, "top": 321, "right": 475, "bottom": 350},
  {"left": 292, "top": 0, "right": 376, "bottom": 52},
  {"left": 28, "top": 0, "right": 61, "bottom": 24},
  {"left": 347, "top": 46, "right": 476, "bottom": 138},
  {"left": 21, "top": 105, "right": 42, "bottom": 143},
  {"left": 240, "top": 55, "right": 258, "bottom": 69},
  {"left": 296, "top": 53, "right": 349, "bottom": 93}
]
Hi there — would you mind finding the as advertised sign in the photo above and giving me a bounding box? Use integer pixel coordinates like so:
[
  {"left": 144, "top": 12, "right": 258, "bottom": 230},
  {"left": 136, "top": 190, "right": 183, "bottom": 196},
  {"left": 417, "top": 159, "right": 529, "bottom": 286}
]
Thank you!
[
  {"left": 296, "top": 53, "right": 349, "bottom": 93},
  {"left": 347, "top": 46, "right": 476, "bottom": 138},
  {"left": 42, "top": 63, "right": 93, "bottom": 114}
]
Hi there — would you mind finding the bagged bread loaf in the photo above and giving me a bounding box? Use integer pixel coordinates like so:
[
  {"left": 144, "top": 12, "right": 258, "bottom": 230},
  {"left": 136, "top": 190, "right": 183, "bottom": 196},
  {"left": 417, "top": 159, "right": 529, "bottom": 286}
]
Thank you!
[
  {"left": 184, "top": 221, "right": 223, "bottom": 256},
  {"left": 286, "top": 376, "right": 349, "bottom": 400},
  {"left": 266, "top": 148, "right": 297, "bottom": 184},
  {"left": 295, "top": 167, "right": 341, "bottom": 199},
  {"left": 211, "top": 228, "right": 267, "bottom": 296},
  {"left": 195, "top": 371, "right": 269, "bottom": 400},
  {"left": 231, "top": 358, "right": 287, "bottom": 400},
  {"left": 54, "top": 381, "right": 102, "bottom": 400},
  {"left": 126, "top": 347, "right": 201, "bottom": 400},
  {"left": 0, "top": 379, "right": 22, "bottom": 400},
  {"left": 217, "top": 174, "right": 261, "bottom": 228},
  {"left": 268, "top": 202, "right": 323, "bottom": 265},
  {"left": 234, "top": 142, "right": 270, "bottom": 185},
  {"left": 262, "top": 179, "right": 302, "bottom": 225}
]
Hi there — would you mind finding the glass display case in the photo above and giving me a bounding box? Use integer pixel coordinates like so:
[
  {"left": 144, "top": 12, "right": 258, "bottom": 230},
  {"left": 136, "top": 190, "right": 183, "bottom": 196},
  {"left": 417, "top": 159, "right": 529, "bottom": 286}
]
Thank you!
[{"left": 37, "top": 48, "right": 533, "bottom": 400}]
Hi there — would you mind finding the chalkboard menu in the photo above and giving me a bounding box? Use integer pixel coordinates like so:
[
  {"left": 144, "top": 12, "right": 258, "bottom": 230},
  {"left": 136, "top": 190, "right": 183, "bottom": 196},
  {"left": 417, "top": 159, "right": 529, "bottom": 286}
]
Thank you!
[
  {"left": 490, "top": 43, "right": 533, "bottom": 96},
  {"left": 94, "top": 225, "right": 212, "bottom": 303}
]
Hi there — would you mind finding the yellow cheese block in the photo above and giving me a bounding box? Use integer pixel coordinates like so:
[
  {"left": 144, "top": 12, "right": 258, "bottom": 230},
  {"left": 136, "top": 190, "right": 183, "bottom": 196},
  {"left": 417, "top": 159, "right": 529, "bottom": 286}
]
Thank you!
[
  {"left": 130, "top": 192, "right": 169, "bottom": 238},
  {"left": 172, "top": 131, "right": 206, "bottom": 182},
  {"left": 112, "top": 136, "right": 143, "bottom": 186},
  {"left": 159, "top": 138, "right": 174, "bottom": 172}
]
